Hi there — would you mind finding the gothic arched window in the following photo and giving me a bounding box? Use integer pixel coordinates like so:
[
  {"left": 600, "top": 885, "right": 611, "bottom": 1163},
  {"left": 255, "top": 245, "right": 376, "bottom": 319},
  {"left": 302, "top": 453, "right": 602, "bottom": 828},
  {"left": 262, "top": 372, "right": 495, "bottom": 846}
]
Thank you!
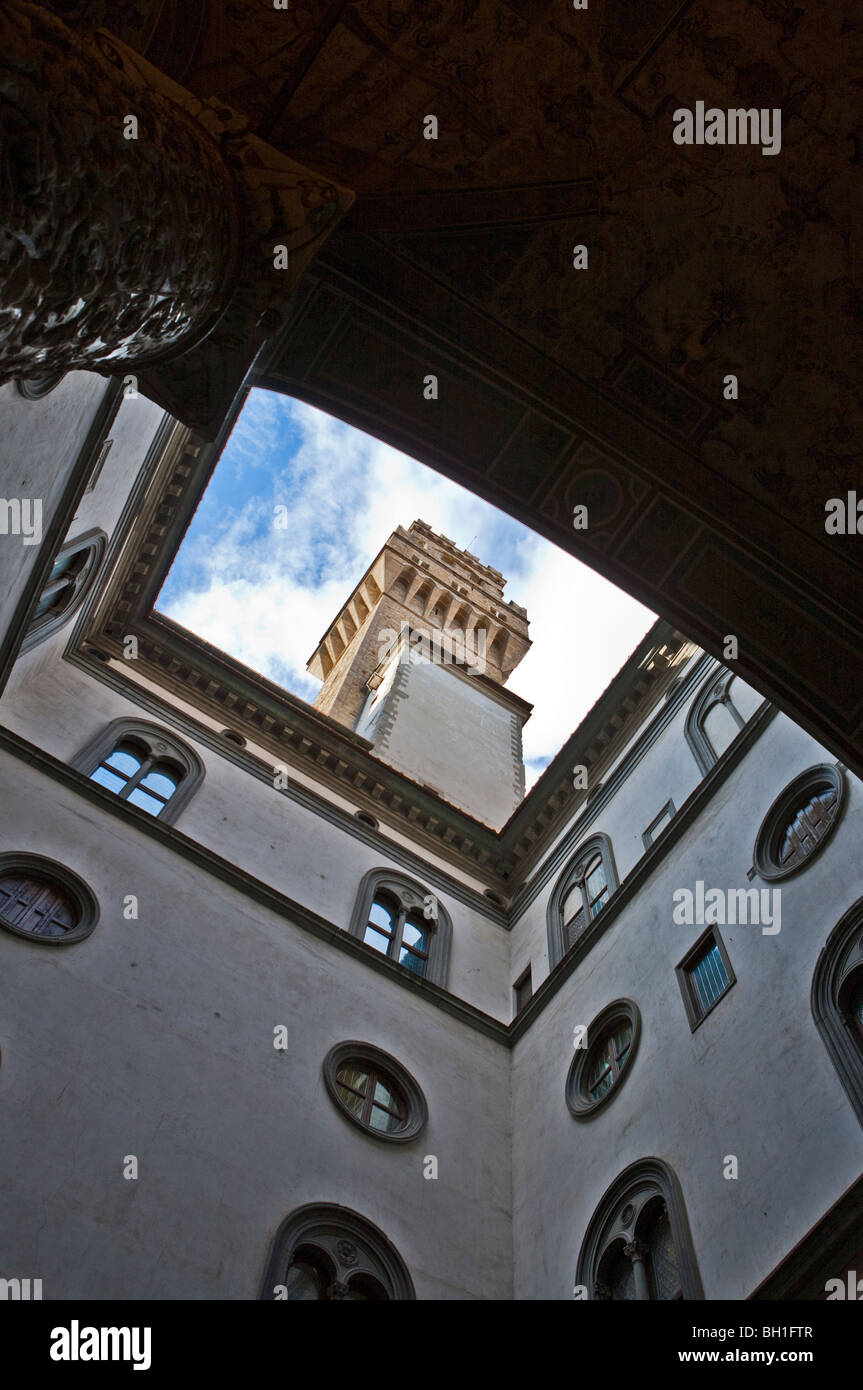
[
  {"left": 576, "top": 1159, "right": 703, "bottom": 1301},
  {"left": 754, "top": 764, "right": 845, "bottom": 882},
  {"left": 685, "top": 668, "right": 764, "bottom": 775},
  {"left": 23, "top": 531, "right": 106, "bottom": 652},
  {"left": 0, "top": 853, "right": 99, "bottom": 945},
  {"left": 812, "top": 896, "right": 863, "bottom": 1129},
  {"left": 349, "top": 870, "right": 452, "bottom": 986},
  {"left": 260, "top": 1204, "right": 415, "bottom": 1300},
  {"left": 73, "top": 719, "right": 204, "bottom": 825},
  {"left": 547, "top": 834, "right": 618, "bottom": 969}
]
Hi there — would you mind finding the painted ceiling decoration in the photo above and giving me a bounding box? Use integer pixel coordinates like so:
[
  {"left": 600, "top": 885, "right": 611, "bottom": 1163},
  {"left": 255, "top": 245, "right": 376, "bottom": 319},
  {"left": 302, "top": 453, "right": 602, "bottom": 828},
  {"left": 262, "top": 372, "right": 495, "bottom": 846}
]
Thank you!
[{"left": 15, "top": 0, "right": 863, "bottom": 782}]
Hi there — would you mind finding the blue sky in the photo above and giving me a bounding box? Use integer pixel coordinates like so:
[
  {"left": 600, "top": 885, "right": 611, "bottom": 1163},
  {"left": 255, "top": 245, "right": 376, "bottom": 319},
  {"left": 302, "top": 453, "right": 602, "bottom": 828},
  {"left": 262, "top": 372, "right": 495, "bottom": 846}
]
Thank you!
[{"left": 158, "top": 389, "right": 656, "bottom": 789}]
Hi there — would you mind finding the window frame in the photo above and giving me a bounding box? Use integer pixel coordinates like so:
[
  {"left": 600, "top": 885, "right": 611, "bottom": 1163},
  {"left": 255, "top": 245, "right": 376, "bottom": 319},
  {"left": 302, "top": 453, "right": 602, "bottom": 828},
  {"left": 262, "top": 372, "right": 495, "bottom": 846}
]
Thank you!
[
  {"left": 567, "top": 999, "right": 641, "bottom": 1119},
  {"left": 513, "top": 965, "right": 533, "bottom": 1016},
  {"left": 576, "top": 1157, "right": 704, "bottom": 1301},
  {"left": 0, "top": 852, "right": 99, "bottom": 946},
  {"left": 676, "top": 925, "right": 735, "bottom": 1031},
  {"left": 349, "top": 869, "right": 452, "bottom": 987},
  {"left": 22, "top": 530, "right": 107, "bottom": 653},
  {"left": 547, "top": 833, "right": 618, "bottom": 969},
  {"left": 812, "top": 895, "right": 863, "bottom": 1129},
  {"left": 642, "top": 799, "right": 676, "bottom": 850},
  {"left": 685, "top": 666, "right": 760, "bottom": 776},
  {"left": 753, "top": 763, "right": 845, "bottom": 883},
  {"left": 73, "top": 718, "right": 205, "bottom": 825},
  {"left": 260, "top": 1203, "right": 416, "bottom": 1301},
  {"left": 323, "top": 1040, "right": 427, "bottom": 1144}
]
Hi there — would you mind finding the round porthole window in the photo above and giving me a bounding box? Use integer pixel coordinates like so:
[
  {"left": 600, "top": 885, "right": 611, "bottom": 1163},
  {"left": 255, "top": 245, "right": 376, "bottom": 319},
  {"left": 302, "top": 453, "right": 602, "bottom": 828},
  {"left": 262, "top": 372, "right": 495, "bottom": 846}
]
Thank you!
[
  {"left": 0, "top": 853, "right": 99, "bottom": 945},
  {"left": 323, "top": 1041, "right": 427, "bottom": 1143},
  {"left": 566, "top": 1000, "right": 641, "bottom": 1119},
  {"left": 753, "top": 764, "right": 844, "bottom": 881}
]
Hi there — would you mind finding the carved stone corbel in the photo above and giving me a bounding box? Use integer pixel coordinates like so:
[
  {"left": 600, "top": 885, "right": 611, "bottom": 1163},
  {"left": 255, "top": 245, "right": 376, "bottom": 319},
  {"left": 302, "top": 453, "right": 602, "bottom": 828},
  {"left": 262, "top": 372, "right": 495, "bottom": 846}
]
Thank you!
[{"left": 0, "top": 2, "right": 354, "bottom": 435}]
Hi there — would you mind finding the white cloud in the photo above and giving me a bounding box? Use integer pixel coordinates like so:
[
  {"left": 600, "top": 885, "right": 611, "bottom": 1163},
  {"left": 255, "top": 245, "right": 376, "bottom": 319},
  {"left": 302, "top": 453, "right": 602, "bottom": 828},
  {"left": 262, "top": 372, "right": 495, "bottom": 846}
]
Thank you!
[{"left": 160, "top": 392, "right": 656, "bottom": 789}]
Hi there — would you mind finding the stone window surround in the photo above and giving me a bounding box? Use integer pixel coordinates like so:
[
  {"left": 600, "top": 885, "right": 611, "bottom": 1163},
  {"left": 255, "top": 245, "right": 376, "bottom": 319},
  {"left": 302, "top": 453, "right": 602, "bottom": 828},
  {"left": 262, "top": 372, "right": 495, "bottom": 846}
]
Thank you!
[
  {"left": 812, "top": 895, "right": 863, "bottom": 1130},
  {"left": 642, "top": 798, "right": 676, "bottom": 850},
  {"left": 546, "top": 832, "right": 619, "bottom": 970},
  {"left": 22, "top": 529, "right": 107, "bottom": 654},
  {"left": 259, "top": 1203, "right": 416, "bottom": 1301},
  {"left": 72, "top": 717, "right": 205, "bottom": 826},
  {"left": 684, "top": 666, "right": 749, "bottom": 776},
  {"left": 322, "top": 1039, "right": 428, "bottom": 1144},
  {"left": 753, "top": 762, "right": 845, "bottom": 883},
  {"left": 0, "top": 851, "right": 99, "bottom": 946},
  {"left": 576, "top": 1157, "right": 704, "bottom": 1301},
  {"left": 349, "top": 868, "right": 452, "bottom": 987},
  {"left": 675, "top": 924, "right": 736, "bottom": 1032},
  {"left": 566, "top": 998, "right": 641, "bottom": 1120}
]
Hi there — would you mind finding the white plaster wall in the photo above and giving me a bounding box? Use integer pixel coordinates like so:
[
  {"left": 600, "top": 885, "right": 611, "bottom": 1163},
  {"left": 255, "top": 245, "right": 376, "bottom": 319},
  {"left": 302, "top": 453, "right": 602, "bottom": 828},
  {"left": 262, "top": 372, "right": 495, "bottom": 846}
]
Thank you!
[
  {"left": 65, "top": 391, "right": 166, "bottom": 542},
  {"left": 0, "top": 751, "right": 512, "bottom": 1300},
  {"left": 371, "top": 657, "right": 523, "bottom": 830},
  {"left": 0, "top": 651, "right": 513, "bottom": 1020},
  {"left": 0, "top": 374, "right": 108, "bottom": 650},
  {"left": 512, "top": 712, "right": 863, "bottom": 1299},
  {"left": 508, "top": 660, "right": 767, "bottom": 1002}
]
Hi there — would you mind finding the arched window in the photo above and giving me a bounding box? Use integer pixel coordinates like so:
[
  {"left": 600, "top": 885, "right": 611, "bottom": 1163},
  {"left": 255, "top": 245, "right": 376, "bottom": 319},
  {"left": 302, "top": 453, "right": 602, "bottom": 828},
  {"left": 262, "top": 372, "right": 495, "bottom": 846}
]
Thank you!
[
  {"left": 73, "top": 719, "right": 204, "bottom": 825},
  {"left": 567, "top": 1000, "right": 641, "bottom": 1118},
  {"left": 547, "top": 834, "right": 618, "bottom": 969},
  {"left": 349, "top": 870, "right": 452, "bottom": 986},
  {"left": 576, "top": 1159, "right": 703, "bottom": 1301},
  {"left": 15, "top": 373, "right": 66, "bottom": 399},
  {"left": 260, "top": 1204, "right": 415, "bottom": 1300},
  {"left": 754, "top": 764, "right": 845, "bottom": 881},
  {"left": 685, "top": 667, "right": 764, "bottom": 775},
  {"left": 323, "top": 1041, "right": 427, "bottom": 1143},
  {"left": 0, "top": 853, "right": 98, "bottom": 945},
  {"left": 812, "top": 896, "right": 863, "bottom": 1129},
  {"left": 22, "top": 531, "right": 106, "bottom": 651}
]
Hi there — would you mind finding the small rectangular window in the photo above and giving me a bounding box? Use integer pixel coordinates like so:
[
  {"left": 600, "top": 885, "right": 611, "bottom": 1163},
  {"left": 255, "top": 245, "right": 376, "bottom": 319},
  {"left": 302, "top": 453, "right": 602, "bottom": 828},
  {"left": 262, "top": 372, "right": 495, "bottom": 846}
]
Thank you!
[
  {"left": 643, "top": 799, "right": 676, "bottom": 850},
  {"left": 514, "top": 966, "right": 532, "bottom": 1016},
  {"left": 676, "top": 927, "right": 735, "bottom": 1030}
]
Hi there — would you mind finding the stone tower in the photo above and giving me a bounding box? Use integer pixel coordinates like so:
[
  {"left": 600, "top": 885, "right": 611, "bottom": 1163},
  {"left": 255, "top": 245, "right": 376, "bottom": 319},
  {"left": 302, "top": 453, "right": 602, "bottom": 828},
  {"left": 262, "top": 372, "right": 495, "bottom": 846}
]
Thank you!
[{"left": 307, "top": 520, "right": 532, "bottom": 827}]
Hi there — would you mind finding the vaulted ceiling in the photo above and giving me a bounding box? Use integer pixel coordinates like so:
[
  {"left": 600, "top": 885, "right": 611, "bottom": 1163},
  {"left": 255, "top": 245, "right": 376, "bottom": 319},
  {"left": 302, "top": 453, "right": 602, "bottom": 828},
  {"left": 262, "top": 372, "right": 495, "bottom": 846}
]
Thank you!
[{"left": 53, "top": 0, "right": 863, "bottom": 778}]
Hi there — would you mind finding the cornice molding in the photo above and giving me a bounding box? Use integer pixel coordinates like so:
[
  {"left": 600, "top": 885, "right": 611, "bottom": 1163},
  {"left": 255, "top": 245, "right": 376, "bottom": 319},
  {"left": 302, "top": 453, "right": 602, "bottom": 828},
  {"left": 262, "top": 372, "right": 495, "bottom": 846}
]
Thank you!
[
  {"left": 508, "top": 701, "right": 779, "bottom": 1043},
  {"left": 54, "top": 370, "right": 703, "bottom": 889},
  {"left": 0, "top": 723, "right": 509, "bottom": 1043},
  {"left": 62, "top": 644, "right": 511, "bottom": 925},
  {"left": 0, "top": 701, "right": 777, "bottom": 1046}
]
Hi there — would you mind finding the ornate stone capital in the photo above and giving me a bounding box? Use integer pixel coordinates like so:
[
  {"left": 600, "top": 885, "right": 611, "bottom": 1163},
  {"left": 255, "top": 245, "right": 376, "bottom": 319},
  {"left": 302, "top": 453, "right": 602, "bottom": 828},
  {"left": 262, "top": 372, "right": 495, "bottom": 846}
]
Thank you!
[{"left": 0, "top": 2, "right": 353, "bottom": 435}]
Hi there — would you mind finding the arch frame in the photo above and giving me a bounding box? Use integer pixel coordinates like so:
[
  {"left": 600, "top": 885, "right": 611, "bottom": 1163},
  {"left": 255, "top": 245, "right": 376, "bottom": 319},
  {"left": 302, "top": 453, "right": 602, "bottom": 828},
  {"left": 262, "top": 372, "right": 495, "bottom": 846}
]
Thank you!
[
  {"left": 72, "top": 716, "right": 205, "bottom": 824},
  {"left": 812, "top": 895, "right": 863, "bottom": 1128},
  {"left": 576, "top": 1156, "right": 704, "bottom": 1301},
  {"left": 546, "top": 832, "right": 618, "bottom": 970},
  {"left": 21, "top": 528, "right": 107, "bottom": 654},
  {"left": 259, "top": 1202, "right": 416, "bottom": 1301},
  {"left": 349, "top": 867, "right": 452, "bottom": 986},
  {"left": 684, "top": 666, "right": 741, "bottom": 776}
]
